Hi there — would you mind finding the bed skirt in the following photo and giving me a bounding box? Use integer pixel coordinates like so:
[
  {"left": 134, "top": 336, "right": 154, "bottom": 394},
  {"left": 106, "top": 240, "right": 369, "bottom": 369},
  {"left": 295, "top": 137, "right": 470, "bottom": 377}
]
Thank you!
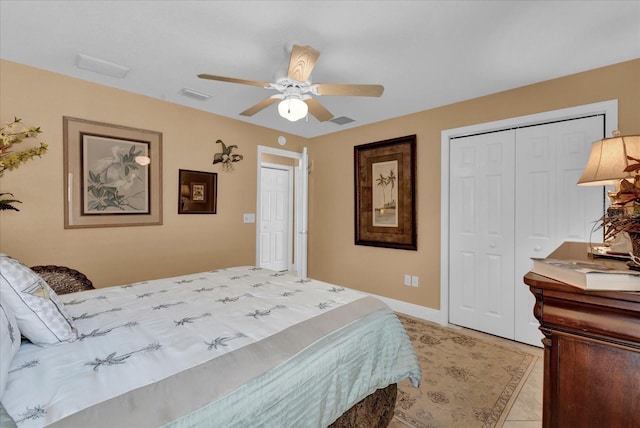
[{"left": 329, "top": 383, "right": 398, "bottom": 428}]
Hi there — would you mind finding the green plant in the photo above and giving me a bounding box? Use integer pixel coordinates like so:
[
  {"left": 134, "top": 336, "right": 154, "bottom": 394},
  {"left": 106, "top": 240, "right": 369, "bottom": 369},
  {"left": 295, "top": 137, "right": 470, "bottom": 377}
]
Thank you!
[{"left": 0, "top": 117, "right": 48, "bottom": 211}]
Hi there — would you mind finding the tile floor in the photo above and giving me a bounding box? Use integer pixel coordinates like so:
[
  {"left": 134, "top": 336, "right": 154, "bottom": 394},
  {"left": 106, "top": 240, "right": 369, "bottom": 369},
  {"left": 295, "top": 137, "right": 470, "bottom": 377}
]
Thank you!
[
  {"left": 503, "top": 349, "right": 543, "bottom": 427},
  {"left": 457, "top": 326, "right": 544, "bottom": 428}
]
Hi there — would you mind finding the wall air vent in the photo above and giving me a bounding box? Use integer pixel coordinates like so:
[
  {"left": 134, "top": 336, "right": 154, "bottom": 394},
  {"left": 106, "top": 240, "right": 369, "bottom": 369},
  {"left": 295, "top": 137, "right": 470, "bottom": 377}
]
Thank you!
[
  {"left": 329, "top": 116, "right": 355, "bottom": 125},
  {"left": 180, "top": 88, "right": 212, "bottom": 100},
  {"left": 75, "top": 54, "right": 129, "bottom": 78}
]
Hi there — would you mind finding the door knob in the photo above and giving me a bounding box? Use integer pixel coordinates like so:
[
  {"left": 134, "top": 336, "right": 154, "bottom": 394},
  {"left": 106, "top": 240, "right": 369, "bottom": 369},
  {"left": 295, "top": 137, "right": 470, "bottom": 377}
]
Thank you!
[{"left": 534, "top": 246, "right": 542, "bottom": 252}]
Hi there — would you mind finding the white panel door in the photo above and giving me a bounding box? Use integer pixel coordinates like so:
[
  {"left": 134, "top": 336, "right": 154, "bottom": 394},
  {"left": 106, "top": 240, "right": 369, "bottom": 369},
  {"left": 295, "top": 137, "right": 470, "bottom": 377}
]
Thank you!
[
  {"left": 514, "top": 116, "right": 604, "bottom": 345},
  {"left": 259, "top": 167, "right": 291, "bottom": 271},
  {"left": 449, "top": 129, "right": 516, "bottom": 338}
]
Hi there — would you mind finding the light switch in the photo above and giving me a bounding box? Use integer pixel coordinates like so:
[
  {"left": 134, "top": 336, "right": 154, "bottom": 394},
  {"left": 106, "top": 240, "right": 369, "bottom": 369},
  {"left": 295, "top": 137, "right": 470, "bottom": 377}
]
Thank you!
[{"left": 243, "top": 213, "right": 255, "bottom": 223}]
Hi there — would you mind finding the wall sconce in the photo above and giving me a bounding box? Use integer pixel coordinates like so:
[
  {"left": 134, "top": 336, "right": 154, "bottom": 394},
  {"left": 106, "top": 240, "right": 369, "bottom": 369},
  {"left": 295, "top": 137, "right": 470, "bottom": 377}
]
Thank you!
[{"left": 212, "top": 139, "right": 243, "bottom": 172}]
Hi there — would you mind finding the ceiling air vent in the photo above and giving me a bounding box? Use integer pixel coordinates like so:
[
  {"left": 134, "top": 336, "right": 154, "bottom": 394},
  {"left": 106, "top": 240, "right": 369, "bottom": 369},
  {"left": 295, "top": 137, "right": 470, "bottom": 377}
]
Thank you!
[
  {"left": 329, "top": 116, "right": 355, "bottom": 125},
  {"left": 75, "top": 54, "right": 129, "bottom": 78},
  {"left": 180, "top": 88, "right": 212, "bottom": 101}
]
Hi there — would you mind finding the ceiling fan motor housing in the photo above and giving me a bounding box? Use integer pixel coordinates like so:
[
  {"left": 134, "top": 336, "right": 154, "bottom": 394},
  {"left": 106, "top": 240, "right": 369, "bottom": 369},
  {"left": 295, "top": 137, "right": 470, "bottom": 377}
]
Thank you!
[{"left": 198, "top": 44, "right": 384, "bottom": 122}]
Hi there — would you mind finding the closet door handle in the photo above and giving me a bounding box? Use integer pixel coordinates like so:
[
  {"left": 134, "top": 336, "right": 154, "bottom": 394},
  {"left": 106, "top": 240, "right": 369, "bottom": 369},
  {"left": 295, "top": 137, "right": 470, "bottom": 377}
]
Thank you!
[{"left": 534, "top": 246, "right": 542, "bottom": 252}]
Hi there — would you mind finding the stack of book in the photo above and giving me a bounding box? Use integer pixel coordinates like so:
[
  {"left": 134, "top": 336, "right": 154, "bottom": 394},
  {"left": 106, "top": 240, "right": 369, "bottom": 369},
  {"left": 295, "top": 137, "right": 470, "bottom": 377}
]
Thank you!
[{"left": 531, "top": 258, "right": 640, "bottom": 291}]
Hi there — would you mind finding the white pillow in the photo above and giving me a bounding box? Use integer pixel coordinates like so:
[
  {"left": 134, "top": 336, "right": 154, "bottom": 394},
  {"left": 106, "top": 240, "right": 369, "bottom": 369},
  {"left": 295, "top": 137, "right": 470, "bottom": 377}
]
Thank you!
[
  {"left": 0, "top": 302, "right": 20, "bottom": 398},
  {"left": 0, "top": 254, "right": 77, "bottom": 346}
]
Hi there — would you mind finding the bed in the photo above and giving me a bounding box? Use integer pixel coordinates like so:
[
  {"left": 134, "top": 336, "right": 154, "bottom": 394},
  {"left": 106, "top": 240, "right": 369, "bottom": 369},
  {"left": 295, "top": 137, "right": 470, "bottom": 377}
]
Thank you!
[{"left": 0, "top": 254, "right": 421, "bottom": 428}]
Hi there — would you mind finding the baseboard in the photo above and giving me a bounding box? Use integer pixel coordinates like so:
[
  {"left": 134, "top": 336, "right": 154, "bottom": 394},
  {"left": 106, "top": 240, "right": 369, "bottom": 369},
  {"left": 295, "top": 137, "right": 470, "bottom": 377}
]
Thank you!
[{"left": 367, "top": 293, "right": 444, "bottom": 325}]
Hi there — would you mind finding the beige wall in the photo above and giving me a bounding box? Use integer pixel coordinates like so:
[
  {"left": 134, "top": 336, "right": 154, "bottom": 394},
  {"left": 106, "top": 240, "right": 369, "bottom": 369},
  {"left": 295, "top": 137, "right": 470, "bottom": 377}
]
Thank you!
[
  {"left": 306, "top": 59, "right": 640, "bottom": 310},
  {"left": 0, "top": 60, "right": 305, "bottom": 287},
  {"left": 1, "top": 58, "right": 638, "bottom": 310}
]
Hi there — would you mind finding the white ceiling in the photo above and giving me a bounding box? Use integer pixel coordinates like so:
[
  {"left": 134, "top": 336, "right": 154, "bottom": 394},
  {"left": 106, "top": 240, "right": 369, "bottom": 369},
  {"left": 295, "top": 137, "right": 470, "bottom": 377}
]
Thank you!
[{"left": 1, "top": 1, "right": 639, "bottom": 139}]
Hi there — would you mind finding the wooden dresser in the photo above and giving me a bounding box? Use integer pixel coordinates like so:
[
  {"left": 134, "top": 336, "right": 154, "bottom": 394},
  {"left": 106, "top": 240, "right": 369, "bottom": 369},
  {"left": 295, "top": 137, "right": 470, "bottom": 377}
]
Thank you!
[{"left": 524, "top": 243, "right": 640, "bottom": 428}]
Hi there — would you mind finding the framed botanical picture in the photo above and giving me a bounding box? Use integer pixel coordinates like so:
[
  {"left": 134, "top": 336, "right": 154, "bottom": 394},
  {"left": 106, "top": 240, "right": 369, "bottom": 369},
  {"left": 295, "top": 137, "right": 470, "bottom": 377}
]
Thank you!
[
  {"left": 354, "top": 135, "right": 417, "bottom": 250},
  {"left": 63, "top": 117, "right": 163, "bottom": 228},
  {"left": 82, "top": 136, "right": 150, "bottom": 214},
  {"left": 178, "top": 169, "right": 217, "bottom": 214}
]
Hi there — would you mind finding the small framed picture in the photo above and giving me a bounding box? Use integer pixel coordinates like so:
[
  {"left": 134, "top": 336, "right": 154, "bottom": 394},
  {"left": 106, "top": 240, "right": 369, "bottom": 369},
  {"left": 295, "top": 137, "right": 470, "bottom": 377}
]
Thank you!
[{"left": 178, "top": 169, "right": 217, "bottom": 214}]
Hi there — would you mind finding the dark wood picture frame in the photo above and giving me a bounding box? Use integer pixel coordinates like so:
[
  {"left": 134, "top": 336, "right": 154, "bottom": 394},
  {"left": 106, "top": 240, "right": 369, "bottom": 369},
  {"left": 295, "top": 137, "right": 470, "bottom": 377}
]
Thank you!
[
  {"left": 63, "top": 116, "right": 163, "bottom": 229},
  {"left": 178, "top": 169, "right": 217, "bottom": 214},
  {"left": 354, "top": 135, "right": 417, "bottom": 250}
]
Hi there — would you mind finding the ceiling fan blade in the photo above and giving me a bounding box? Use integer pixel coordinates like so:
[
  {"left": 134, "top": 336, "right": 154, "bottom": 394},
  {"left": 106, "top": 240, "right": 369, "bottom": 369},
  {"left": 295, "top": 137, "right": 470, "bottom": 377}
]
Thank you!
[
  {"left": 198, "top": 73, "right": 270, "bottom": 88},
  {"left": 288, "top": 45, "right": 320, "bottom": 82},
  {"left": 315, "top": 83, "right": 384, "bottom": 97},
  {"left": 240, "top": 97, "right": 280, "bottom": 116},
  {"left": 305, "top": 98, "right": 334, "bottom": 122}
]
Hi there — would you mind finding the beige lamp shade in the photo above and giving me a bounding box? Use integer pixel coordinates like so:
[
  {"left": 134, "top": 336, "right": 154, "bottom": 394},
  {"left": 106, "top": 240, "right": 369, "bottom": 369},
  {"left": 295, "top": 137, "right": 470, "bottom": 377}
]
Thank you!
[{"left": 577, "top": 134, "right": 640, "bottom": 186}]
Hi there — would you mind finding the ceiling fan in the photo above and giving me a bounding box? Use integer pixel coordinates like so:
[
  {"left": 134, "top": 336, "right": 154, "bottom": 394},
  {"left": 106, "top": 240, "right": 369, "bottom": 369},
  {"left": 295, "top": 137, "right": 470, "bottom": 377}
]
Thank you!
[{"left": 198, "top": 44, "right": 384, "bottom": 122}]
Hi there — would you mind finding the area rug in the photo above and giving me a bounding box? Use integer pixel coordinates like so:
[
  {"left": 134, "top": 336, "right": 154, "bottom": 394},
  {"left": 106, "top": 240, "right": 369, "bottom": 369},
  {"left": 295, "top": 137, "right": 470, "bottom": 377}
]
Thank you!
[{"left": 393, "top": 314, "right": 537, "bottom": 428}]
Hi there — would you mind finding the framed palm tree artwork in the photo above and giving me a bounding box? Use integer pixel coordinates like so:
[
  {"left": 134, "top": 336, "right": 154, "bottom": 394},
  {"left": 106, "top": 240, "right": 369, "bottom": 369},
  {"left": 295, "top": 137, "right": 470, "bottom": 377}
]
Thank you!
[
  {"left": 63, "top": 117, "right": 163, "bottom": 228},
  {"left": 354, "top": 135, "right": 416, "bottom": 250}
]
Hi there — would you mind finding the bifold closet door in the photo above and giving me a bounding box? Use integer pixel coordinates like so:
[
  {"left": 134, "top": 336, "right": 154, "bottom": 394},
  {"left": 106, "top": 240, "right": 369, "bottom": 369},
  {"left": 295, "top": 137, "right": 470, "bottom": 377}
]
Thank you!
[
  {"left": 449, "top": 129, "right": 516, "bottom": 339},
  {"left": 513, "top": 116, "right": 604, "bottom": 345},
  {"left": 449, "top": 115, "right": 604, "bottom": 346}
]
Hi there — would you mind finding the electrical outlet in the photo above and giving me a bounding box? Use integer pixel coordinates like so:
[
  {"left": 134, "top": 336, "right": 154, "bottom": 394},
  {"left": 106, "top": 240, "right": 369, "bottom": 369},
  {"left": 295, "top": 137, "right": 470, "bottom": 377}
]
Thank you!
[
  {"left": 411, "top": 276, "right": 419, "bottom": 287},
  {"left": 404, "top": 274, "right": 411, "bottom": 286}
]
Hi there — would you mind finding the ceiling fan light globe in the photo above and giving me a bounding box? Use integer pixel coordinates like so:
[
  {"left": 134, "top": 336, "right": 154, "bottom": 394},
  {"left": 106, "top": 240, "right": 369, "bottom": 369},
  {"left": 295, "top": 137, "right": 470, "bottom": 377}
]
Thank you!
[{"left": 278, "top": 97, "right": 308, "bottom": 122}]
